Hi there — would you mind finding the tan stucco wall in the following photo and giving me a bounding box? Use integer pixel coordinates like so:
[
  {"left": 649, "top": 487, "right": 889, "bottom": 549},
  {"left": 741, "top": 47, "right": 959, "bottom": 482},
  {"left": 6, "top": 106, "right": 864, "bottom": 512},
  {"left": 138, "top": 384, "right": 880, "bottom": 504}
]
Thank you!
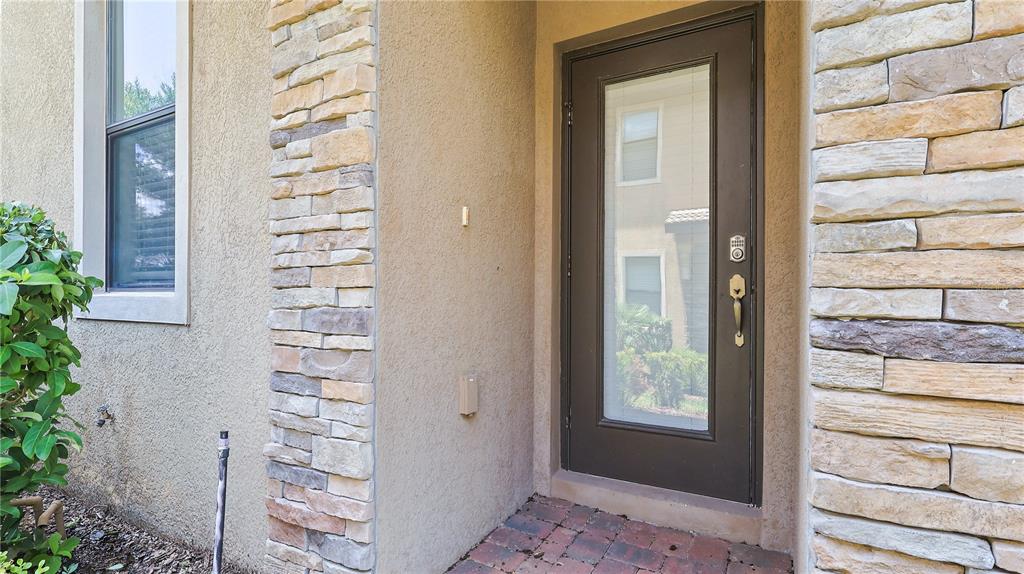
[
  {"left": 375, "top": 2, "right": 537, "bottom": 572},
  {"left": 0, "top": 0, "right": 271, "bottom": 568},
  {"left": 532, "top": 1, "right": 807, "bottom": 552}
]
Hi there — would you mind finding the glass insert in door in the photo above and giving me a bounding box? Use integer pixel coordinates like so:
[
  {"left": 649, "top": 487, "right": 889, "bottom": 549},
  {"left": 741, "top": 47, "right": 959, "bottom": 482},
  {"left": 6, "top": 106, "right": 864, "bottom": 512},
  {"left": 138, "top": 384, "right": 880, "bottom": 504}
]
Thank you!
[{"left": 603, "top": 65, "right": 711, "bottom": 432}]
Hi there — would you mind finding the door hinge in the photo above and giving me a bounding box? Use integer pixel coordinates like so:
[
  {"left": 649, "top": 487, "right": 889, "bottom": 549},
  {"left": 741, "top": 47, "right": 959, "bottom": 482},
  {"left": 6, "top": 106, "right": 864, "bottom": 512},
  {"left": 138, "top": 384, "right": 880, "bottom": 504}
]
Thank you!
[
  {"left": 567, "top": 253, "right": 572, "bottom": 278},
  {"left": 564, "top": 101, "right": 573, "bottom": 126},
  {"left": 564, "top": 411, "right": 571, "bottom": 429}
]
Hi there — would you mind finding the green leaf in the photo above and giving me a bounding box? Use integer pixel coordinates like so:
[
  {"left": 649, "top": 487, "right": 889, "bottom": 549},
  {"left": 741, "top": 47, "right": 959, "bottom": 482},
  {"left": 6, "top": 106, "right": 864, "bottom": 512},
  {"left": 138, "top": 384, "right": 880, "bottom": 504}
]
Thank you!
[
  {"left": 0, "top": 240, "right": 27, "bottom": 269},
  {"left": 21, "top": 421, "right": 50, "bottom": 458},
  {"left": 10, "top": 341, "right": 45, "bottom": 358},
  {"left": 20, "top": 272, "right": 60, "bottom": 285},
  {"left": 10, "top": 411, "right": 43, "bottom": 421},
  {"left": 47, "top": 371, "right": 67, "bottom": 396},
  {"left": 0, "top": 282, "right": 17, "bottom": 315},
  {"left": 35, "top": 435, "right": 58, "bottom": 462},
  {"left": 51, "top": 283, "right": 64, "bottom": 302},
  {"left": 0, "top": 376, "right": 15, "bottom": 393}
]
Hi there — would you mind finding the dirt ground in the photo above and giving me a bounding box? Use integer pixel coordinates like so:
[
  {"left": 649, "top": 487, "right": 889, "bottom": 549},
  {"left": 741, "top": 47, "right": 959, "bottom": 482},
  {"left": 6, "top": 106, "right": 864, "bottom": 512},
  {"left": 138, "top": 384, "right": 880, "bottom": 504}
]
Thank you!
[{"left": 28, "top": 485, "right": 258, "bottom": 574}]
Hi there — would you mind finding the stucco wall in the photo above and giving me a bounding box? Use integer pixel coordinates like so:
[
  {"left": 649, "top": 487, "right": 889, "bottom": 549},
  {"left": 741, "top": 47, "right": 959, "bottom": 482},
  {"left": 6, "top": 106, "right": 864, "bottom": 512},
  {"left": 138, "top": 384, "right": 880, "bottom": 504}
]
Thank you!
[
  {"left": 0, "top": 0, "right": 271, "bottom": 568},
  {"left": 375, "top": 2, "right": 537, "bottom": 572},
  {"left": 532, "top": 1, "right": 806, "bottom": 552}
]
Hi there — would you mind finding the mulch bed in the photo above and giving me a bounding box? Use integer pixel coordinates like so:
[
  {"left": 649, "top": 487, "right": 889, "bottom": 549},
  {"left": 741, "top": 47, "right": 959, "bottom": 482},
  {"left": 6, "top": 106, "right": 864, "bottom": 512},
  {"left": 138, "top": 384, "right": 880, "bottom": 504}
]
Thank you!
[{"left": 28, "top": 485, "right": 257, "bottom": 574}]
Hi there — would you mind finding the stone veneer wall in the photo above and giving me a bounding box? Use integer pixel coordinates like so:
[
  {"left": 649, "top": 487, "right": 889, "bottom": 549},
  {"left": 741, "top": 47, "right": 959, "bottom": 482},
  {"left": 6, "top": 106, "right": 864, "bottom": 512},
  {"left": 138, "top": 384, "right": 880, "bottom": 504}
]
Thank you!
[
  {"left": 264, "top": 0, "right": 377, "bottom": 572},
  {"left": 807, "top": 2, "right": 1024, "bottom": 573}
]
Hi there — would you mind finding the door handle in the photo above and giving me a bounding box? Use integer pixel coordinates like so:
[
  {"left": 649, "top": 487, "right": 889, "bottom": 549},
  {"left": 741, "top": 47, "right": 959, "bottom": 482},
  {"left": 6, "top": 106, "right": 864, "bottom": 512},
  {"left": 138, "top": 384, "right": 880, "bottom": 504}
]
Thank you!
[{"left": 730, "top": 274, "right": 746, "bottom": 347}]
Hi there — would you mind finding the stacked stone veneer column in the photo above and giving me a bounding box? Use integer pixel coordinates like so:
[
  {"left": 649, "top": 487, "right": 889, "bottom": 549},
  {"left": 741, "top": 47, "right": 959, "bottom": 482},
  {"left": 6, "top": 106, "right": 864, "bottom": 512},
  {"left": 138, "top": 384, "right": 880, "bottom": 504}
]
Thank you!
[
  {"left": 264, "top": 0, "right": 377, "bottom": 572},
  {"left": 808, "top": 2, "right": 1024, "bottom": 573}
]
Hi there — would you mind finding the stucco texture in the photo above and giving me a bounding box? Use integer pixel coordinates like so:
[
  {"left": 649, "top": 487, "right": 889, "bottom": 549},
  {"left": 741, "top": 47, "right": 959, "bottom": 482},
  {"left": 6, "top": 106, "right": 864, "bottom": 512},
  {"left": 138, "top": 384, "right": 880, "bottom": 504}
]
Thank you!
[
  {"left": 531, "top": 1, "right": 806, "bottom": 552},
  {"left": 375, "top": 2, "right": 537, "bottom": 572},
  {"left": 0, "top": 0, "right": 272, "bottom": 568}
]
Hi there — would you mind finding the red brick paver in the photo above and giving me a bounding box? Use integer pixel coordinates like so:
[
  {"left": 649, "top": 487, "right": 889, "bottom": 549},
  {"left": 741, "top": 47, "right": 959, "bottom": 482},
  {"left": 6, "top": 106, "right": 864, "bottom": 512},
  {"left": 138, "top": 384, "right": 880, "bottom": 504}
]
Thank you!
[{"left": 448, "top": 495, "right": 793, "bottom": 574}]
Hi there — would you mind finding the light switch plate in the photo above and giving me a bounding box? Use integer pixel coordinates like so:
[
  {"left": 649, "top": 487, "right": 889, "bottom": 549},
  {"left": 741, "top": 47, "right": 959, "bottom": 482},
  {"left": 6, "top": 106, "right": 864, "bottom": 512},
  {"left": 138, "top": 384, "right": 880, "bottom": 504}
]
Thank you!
[{"left": 459, "top": 374, "right": 478, "bottom": 416}]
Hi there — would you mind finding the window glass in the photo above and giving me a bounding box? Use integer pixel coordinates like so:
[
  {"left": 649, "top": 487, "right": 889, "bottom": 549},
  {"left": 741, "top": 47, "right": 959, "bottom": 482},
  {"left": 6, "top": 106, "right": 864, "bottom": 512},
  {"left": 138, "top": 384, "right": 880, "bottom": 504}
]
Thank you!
[
  {"left": 624, "top": 256, "right": 662, "bottom": 316},
  {"left": 109, "top": 116, "right": 176, "bottom": 290},
  {"left": 108, "top": 0, "right": 176, "bottom": 124},
  {"left": 621, "top": 110, "right": 659, "bottom": 182}
]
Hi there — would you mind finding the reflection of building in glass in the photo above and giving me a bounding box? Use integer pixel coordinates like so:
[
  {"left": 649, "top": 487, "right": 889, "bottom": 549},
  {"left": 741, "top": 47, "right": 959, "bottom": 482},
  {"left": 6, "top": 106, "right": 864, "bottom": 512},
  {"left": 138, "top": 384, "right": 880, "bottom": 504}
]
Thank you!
[{"left": 665, "top": 208, "right": 710, "bottom": 354}]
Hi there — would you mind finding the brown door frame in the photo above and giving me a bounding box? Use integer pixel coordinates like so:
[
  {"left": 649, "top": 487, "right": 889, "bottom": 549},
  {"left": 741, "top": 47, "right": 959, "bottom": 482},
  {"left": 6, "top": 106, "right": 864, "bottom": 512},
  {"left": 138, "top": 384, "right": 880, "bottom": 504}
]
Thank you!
[{"left": 559, "top": 2, "right": 765, "bottom": 505}]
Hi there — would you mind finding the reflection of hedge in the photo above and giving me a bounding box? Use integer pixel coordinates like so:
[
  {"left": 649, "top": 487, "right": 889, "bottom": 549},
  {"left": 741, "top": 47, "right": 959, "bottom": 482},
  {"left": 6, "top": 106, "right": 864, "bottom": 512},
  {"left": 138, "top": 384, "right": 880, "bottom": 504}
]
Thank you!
[{"left": 616, "top": 305, "right": 709, "bottom": 410}]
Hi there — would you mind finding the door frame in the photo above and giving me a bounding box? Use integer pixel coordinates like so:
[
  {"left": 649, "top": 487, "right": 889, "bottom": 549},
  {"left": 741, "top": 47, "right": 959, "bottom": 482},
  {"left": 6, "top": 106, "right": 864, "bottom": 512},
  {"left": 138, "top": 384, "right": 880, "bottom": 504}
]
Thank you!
[{"left": 558, "top": 1, "right": 765, "bottom": 505}]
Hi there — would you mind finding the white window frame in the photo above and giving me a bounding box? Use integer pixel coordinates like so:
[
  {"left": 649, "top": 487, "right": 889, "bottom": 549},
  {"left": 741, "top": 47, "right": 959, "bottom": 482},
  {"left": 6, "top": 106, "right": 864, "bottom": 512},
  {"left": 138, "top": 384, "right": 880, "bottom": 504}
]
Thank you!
[
  {"left": 618, "top": 251, "right": 667, "bottom": 318},
  {"left": 615, "top": 103, "right": 663, "bottom": 187},
  {"left": 74, "top": 0, "right": 190, "bottom": 324}
]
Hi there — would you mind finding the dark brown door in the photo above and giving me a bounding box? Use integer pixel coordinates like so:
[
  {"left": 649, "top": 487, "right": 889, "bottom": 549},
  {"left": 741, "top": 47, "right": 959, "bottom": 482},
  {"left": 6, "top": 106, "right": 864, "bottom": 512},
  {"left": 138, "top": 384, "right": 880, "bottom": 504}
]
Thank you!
[{"left": 562, "top": 6, "right": 762, "bottom": 504}]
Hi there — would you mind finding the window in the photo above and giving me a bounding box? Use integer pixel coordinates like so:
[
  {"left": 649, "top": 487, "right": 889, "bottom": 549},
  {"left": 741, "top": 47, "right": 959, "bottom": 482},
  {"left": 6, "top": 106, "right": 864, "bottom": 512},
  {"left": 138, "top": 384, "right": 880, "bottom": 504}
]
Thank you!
[
  {"left": 75, "top": 0, "right": 189, "bottom": 323},
  {"left": 624, "top": 255, "right": 663, "bottom": 316},
  {"left": 618, "top": 108, "right": 661, "bottom": 184}
]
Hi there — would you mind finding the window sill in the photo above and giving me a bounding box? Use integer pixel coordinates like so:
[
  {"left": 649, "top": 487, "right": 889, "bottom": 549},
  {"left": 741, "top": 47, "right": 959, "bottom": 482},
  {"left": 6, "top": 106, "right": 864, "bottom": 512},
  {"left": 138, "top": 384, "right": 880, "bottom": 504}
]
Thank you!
[{"left": 76, "top": 290, "right": 188, "bottom": 325}]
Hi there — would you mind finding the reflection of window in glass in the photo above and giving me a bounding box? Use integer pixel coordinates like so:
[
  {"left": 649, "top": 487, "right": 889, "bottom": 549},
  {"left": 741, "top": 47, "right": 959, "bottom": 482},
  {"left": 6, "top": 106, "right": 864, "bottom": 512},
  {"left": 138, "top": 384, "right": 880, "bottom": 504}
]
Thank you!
[
  {"left": 106, "top": 0, "right": 176, "bottom": 290},
  {"left": 619, "top": 109, "right": 659, "bottom": 183},
  {"left": 624, "top": 256, "right": 662, "bottom": 316}
]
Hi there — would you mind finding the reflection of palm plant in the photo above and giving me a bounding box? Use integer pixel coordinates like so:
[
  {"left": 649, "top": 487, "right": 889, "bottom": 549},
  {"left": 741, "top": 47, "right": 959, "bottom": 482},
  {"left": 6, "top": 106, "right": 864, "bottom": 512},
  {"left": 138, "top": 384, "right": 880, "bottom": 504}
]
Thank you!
[
  {"left": 617, "top": 304, "right": 672, "bottom": 354},
  {"left": 616, "top": 304, "right": 709, "bottom": 411}
]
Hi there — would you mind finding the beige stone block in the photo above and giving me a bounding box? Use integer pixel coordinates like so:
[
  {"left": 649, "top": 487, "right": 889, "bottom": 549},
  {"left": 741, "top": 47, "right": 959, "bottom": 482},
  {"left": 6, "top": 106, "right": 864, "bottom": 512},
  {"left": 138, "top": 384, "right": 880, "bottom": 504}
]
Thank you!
[
  {"left": 345, "top": 520, "right": 373, "bottom": 543},
  {"left": 945, "top": 289, "right": 1024, "bottom": 324},
  {"left": 337, "top": 287, "right": 374, "bottom": 307},
  {"left": 812, "top": 250, "right": 1024, "bottom": 288},
  {"left": 269, "top": 391, "right": 319, "bottom": 418},
  {"left": 267, "top": 540, "right": 322, "bottom": 570},
  {"left": 813, "top": 138, "right": 927, "bottom": 182},
  {"left": 311, "top": 435, "right": 373, "bottom": 479},
  {"left": 885, "top": 359, "right": 1024, "bottom": 404},
  {"left": 268, "top": 309, "right": 303, "bottom": 331},
  {"left": 272, "top": 80, "right": 324, "bottom": 119},
  {"left": 270, "top": 287, "right": 336, "bottom": 309},
  {"left": 810, "top": 0, "right": 959, "bottom": 31},
  {"left": 918, "top": 213, "right": 1024, "bottom": 250},
  {"left": 322, "top": 379, "right": 374, "bottom": 403},
  {"left": 306, "top": 0, "right": 341, "bottom": 13},
  {"left": 291, "top": 170, "right": 347, "bottom": 196},
  {"left": 285, "top": 139, "right": 312, "bottom": 159},
  {"left": 320, "top": 399, "right": 373, "bottom": 426},
  {"left": 272, "top": 27, "right": 317, "bottom": 79},
  {"left": 813, "top": 535, "right": 962, "bottom": 574},
  {"left": 816, "top": 91, "right": 1003, "bottom": 147},
  {"left": 271, "top": 267, "right": 310, "bottom": 289},
  {"left": 810, "top": 348, "right": 883, "bottom": 389},
  {"left": 814, "top": 220, "right": 917, "bottom": 253},
  {"left": 815, "top": 2, "right": 972, "bottom": 71},
  {"left": 975, "top": 0, "right": 1024, "bottom": 39},
  {"left": 311, "top": 264, "right": 375, "bottom": 288},
  {"left": 811, "top": 509, "right": 995, "bottom": 568},
  {"left": 311, "top": 127, "right": 374, "bottom": 171},
  {"left": 331, "top": 421, "right": 371, "bottom": 442},
  {"left": 268, "top": 0, "right": 306, "bottom": 30},
  {"left": 312, "top": 186, "right": 374, "bottom": 214},
  {"left": 813, "top": 63, "right": 889, "bottom": 113},
  {"left": 311, "top": 93, "right": 374, "bottom": 122},
  {"left": 270, "top": 196, "right": 312, "bottom": 220},
  {"left": 993, "top": 540, "right": 1024, "bottom": 573},
  {"left": 811, "top": 472, "right": 1024, "bottom": 540},
  {"left": 810, "top": 288, "right": 941, "bottom": 319},
  {"left": 1006, "top": 85, "right": 1024, "bottom": 128},
  {"left": 270, "top": 214, "right": 346, "bottom": 235},
  {"left": 272, "top": 346, "right": 301, "bottom": 373},
  {"left": 266, "top": 497, "right": 346, "bottom": 535},
  {"left": 305, "top": 489, "right": 374, "bottom": 521},
  {"left": 271, "top": 109, "right": 310, "bottom": 131},
  {"left": 813, "top": 388, "right": 1024, "bottom": 450},
  {"left": 951, "top": 446, "right": 1024, "bottom": 504},
  {"left": 323, "top": 335, "right": 373, "bottom": 351},
  {"left": 328, "top": 475, "right": 372, "bottom": 501},
  {"left": 889, "top": 34, "right": 1024, "bottom": 101},
  {"left": 811, "top": 429, "right": 950, "bottom": 488},
  {"left": 270, "top": 411, "right": 331, "bottom": 436},
  {"left": 323, "top": 64, "right": 376, "bottom": 101},
  {"left": 268, "top": 516, "right": 305, "bottom": 548},
  {"left": 271, "top": 330, "right": 324, "bottom": 348},
  {"left": 270, "top": 157, "right": 312, "bottom": 178},
  {"left": 813, "top": 167, "right": 1024, "bottom": 222},
  {"left": 288, "top": 46, "right": 375, "bottom": 87},
  {"left": 263, "top": 442, "right": 313, "bottom": 467},
  {"left": 271, "top": 25, "right": 291, "bottom": 47},
  {"left": 318, "top": 25, "right": 373, "bottom": 58},
  {"left": 272, "top": 180, "right": 293, "bottom": 199},
  {"left": 929, "top": 126, "right": 1024, "bottom": 172}
]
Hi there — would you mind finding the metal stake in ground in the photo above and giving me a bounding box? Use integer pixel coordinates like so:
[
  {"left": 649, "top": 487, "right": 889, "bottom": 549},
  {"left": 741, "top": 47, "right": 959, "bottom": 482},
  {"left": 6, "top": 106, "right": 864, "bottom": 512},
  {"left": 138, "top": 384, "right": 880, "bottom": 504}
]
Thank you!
[{"left": 212, "top": 431, "right": 229, "bottom": 574}]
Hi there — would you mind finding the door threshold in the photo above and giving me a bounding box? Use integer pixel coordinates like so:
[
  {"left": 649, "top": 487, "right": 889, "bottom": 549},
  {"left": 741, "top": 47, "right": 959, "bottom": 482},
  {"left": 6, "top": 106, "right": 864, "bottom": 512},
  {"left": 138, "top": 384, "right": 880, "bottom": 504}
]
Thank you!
[{"left": 550, "top": 469, "right": 762, "bottom": 545}]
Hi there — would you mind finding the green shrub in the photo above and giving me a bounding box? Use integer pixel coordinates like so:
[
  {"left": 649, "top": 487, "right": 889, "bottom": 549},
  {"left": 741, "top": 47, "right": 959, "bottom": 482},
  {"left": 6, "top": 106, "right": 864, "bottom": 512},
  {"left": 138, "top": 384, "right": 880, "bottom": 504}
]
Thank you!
[
  {"left": 616, "top": 304, "right": 672, "bottom": 355},
  {"left": 1, "top": 203, "right": 101, "bottom": 571}
]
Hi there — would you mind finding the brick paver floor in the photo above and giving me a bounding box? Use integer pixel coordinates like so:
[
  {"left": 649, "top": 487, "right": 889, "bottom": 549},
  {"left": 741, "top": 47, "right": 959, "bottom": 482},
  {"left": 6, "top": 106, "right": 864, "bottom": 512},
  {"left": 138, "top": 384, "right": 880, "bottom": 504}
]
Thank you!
[{"left": 447, "top": 495, "right": 792, "bottom": 574}]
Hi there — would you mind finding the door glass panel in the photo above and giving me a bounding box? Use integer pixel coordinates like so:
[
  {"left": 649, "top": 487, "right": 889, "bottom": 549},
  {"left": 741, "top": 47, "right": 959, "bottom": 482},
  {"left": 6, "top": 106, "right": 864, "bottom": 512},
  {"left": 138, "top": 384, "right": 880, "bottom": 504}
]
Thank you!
[{"left": 603, "top": 65, "right": 711, "bottom": 432}]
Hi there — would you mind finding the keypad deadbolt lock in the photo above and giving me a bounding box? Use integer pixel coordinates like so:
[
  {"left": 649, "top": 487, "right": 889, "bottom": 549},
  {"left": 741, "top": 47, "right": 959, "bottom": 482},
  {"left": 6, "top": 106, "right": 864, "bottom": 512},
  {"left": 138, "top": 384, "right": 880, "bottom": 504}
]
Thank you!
[{"left": 729, "top": 235, "right": 746, "bottom": 263}]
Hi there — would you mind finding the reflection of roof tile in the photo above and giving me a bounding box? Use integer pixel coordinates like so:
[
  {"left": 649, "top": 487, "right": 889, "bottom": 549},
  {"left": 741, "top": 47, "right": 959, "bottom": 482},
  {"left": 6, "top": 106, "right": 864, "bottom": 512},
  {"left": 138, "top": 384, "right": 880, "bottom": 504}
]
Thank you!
[{"left": 665, "top": 208, "right": 710, "bottom": 224}]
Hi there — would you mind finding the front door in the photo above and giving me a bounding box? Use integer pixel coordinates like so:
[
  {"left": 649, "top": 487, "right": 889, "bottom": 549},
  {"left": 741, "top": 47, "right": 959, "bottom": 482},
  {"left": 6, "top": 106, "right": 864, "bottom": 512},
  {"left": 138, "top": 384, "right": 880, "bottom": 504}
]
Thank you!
[{"left": 562, "top": 5, "right": 762, "bottom": 504}]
